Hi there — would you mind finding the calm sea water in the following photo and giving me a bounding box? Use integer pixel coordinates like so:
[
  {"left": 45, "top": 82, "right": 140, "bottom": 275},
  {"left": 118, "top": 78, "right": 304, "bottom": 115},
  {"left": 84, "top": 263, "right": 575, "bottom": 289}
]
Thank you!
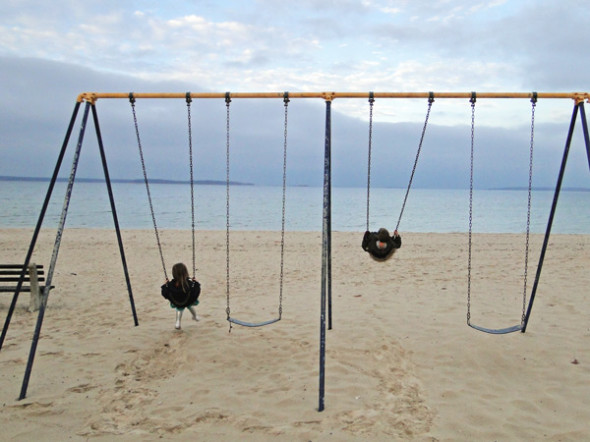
[{"left": 1, "top": 181, "right": 589, "bottom": 234}]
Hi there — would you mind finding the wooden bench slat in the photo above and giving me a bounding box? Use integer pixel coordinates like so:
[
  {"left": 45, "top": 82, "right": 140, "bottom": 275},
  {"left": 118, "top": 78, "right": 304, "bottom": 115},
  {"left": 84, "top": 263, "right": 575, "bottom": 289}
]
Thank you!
[
  {"left": 0, "top": 285, "right": 52, "bottom": 290},
  {"left": 0, "top": 284, "right": 53, "bottom": 290},
  {"left": 0, "top": 278, "right": 34, "bottom": 282},
  {"left": 0, "top": 264, "right": 44, "bottom": 269},
  {"left": 0, "top": 277, "right": 46, "bottom": 283},
  {"left": 0, "top": 286, "right": 33, "bottom": 292}
]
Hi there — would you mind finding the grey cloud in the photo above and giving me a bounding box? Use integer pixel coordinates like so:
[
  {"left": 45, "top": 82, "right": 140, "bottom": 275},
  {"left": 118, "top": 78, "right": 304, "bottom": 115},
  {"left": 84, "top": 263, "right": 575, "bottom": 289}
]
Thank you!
[{"left": 370, "top": 1, "right": 588, "bottom": 88}]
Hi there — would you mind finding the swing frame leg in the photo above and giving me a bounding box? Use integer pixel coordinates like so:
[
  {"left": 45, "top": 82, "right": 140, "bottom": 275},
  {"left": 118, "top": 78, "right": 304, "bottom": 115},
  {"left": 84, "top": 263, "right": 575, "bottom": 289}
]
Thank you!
[
  {"left": 318, "top": 99, "right": 332, "bottom": 412},
  {"left": 17, "top": 101, "right": 140, "bottom": 399},
  {"left": 91, "top": 104, "right": 138, "bottom": 326},
  {"left": 19, "top": 101, "right": 91, "bottom": 399}
]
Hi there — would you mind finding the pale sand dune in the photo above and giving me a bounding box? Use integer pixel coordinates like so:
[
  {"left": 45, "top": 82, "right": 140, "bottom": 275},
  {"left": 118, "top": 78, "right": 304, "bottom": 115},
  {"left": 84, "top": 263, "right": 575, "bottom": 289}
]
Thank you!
[{"left": 1, "top": 228, "right": 589, "bottom": 441}]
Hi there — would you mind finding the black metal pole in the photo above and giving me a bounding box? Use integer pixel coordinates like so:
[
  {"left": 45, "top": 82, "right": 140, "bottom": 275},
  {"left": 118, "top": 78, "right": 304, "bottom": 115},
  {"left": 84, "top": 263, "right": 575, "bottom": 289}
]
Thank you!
[
  {"left": 19, "top": 102, "right": 91, "bottom": 400},
  {"left": 327, "top": 116, "right": 333, "bottom": 332},
  {"left": 91, "top": 104, "right": 139, "bottom": 326},
  {"left": 0, "top": 102, "right": 81, "bottom": 353},
  {"left": 522, "top": 103, "right": 579, "bottom": 333},
  {"left": 318, "top": 100, "right": 331, "bottom": 412},
  {"left": 579, "top": 103, "right": 590, "bottom": 171}
]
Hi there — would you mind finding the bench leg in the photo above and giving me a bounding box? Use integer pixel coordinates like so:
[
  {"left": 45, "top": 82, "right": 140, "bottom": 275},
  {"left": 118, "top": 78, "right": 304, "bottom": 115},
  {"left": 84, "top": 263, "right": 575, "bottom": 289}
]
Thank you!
[{"left": 28, "top": 263, "right": 42, "bottom": 313}]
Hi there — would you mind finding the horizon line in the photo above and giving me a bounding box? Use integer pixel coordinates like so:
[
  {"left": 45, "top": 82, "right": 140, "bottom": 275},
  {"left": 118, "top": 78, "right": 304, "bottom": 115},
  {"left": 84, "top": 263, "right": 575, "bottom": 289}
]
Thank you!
[{"left": 1, "top": 175, "right": 589, "bottom": 192}]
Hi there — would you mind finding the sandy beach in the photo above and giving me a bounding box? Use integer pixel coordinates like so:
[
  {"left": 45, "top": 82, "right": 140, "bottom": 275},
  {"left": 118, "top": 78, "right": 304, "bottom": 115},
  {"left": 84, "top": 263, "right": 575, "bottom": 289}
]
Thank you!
[{"left": 1, "top": 228, "right": 589, "bottom": 441}]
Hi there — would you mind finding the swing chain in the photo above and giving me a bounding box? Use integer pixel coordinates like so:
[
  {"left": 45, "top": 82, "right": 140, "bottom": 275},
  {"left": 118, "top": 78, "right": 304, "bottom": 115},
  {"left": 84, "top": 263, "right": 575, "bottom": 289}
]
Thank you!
[
  {"left": 225, "top": 92, "right": 232, "bottom": 328},
  {"left": 522, "top": 93, "right": 537, "bottom": 323},
  {"left": 186, "top": 92, "right": 197, "bottom": 279},
  {"left": 395, "top": 92, "right": 434, "bottom": 232},
  {"left": 467, "top": 92, "right": 476, "bottom": 324},
  {"left": 279, "top": 92, "right": 290, "bottom": 319},
  {"left": 366, "top": 92, "right": 375, "bottom": 231},
  {"left": 129, "top": 93, "right": 168, "bottom": 281}
]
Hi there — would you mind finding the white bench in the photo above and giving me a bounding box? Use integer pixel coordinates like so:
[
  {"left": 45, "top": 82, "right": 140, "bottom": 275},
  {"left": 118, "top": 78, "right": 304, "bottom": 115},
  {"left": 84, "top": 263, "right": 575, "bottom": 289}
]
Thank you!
[{"left": 0, "top": 263, "right": 54, "bottom": 312}]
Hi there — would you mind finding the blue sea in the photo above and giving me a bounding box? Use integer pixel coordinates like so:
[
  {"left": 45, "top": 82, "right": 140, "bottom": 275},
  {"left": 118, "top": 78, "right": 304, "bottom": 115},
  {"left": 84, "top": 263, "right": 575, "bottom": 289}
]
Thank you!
[{"left": 1, "top": 180, "right": 589, "bottom": 234}]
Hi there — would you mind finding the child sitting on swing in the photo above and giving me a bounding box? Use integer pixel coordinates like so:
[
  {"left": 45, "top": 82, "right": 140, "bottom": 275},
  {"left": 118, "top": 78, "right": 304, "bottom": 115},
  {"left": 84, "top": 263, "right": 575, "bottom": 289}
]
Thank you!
[
  {"left": 362, "top": 227, "right": 402, "bottom": 261},
  {"left": 161, "top": 262, "right": 201, "bottom": 330}
]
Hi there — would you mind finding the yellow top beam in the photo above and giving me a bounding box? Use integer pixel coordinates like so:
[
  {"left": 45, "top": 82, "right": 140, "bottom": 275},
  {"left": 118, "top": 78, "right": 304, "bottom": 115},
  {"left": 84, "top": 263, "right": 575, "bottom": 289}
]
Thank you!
[{"left": 77, "top": 91, "right": 590, "bottom": 104}]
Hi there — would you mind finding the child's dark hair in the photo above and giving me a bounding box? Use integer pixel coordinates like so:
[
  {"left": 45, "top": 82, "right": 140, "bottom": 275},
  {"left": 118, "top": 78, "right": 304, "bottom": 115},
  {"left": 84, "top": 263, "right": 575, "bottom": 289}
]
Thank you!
[
  {"left": 377, "top": 228, "right": 390, "bottom": 242},
  {"left": 172, "top": 263, "right": 190, "bottom": 292}
]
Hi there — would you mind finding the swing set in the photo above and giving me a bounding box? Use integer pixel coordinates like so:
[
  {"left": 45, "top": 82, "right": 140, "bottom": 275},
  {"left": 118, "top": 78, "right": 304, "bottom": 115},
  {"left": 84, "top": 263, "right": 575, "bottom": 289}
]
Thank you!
[{"left": 0, "top": 91, "right": 588, "bottom": 411}]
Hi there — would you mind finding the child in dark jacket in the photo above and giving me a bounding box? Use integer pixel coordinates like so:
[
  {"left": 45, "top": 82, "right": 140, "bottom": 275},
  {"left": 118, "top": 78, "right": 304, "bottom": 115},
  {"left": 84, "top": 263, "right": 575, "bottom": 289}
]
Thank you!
[
  {"left": 362, "top": 228, "right": 402, "bottom": 261},
  {"left": 161, "top": 263, "right": 201, "bottom": 329}
]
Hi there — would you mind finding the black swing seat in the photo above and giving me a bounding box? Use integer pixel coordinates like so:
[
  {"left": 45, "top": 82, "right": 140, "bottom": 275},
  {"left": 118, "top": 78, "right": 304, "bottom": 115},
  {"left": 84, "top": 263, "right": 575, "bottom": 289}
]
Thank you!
[
  {"left": 468, "top": 323, "right": 523, "bottom": 335},
  {"left": 228, "top": 317, "right": 281, "bottom": 328},
  {"left": 366, "top": 250, "right": 397, "bottom": 262}
]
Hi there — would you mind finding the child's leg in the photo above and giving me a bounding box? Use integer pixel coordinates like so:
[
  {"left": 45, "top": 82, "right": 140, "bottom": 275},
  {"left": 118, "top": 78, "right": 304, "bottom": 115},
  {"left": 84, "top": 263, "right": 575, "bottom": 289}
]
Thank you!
[
  {"left": 175, "top": 309, "right": 183, "bottom": 329},
  {"left": 188, "top": 306, "right": 199, "bottom": 321}
]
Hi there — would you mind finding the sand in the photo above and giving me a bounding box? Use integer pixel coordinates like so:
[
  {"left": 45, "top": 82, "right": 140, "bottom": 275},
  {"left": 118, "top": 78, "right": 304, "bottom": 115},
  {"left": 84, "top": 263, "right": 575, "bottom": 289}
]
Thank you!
[{"left": 1, "top": 228, "right": 589, "bottom": 441}]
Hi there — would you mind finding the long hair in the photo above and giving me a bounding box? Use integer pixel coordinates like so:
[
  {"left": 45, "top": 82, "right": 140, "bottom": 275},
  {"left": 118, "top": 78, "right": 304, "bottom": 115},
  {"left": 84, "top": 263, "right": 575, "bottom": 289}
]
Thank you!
[{"left": 172, "top": 263, "right": 190, "bottom": 293}]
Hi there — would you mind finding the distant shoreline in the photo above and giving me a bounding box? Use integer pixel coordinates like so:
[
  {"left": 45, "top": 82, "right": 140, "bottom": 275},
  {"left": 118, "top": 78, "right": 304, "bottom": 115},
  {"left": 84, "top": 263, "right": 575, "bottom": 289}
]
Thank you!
[
  {"left": 489, "top": 186, "right": 590, "bottom": 192},
  {"left": 1, "top": 176, "right": 589, "bottom": 191},
  {"left": 0, "top": 175, "right": 253, "bottom": 186}
]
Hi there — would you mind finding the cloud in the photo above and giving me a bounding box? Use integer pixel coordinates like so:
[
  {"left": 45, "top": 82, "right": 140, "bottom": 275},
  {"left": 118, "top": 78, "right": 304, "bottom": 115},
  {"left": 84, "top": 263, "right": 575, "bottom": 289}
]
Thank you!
[
  {"left": 1, "top": 1, "right": 588, "bottom": 190},
  {"left": 1, "top": 0, "right": 587, "bottom": 105}
]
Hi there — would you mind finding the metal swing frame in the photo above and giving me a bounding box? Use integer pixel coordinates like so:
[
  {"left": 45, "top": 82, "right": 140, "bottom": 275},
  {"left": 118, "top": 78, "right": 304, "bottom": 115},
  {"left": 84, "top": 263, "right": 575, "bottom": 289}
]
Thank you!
[{"left": 1, "top": 90, "right": 588, "bottom": 409}]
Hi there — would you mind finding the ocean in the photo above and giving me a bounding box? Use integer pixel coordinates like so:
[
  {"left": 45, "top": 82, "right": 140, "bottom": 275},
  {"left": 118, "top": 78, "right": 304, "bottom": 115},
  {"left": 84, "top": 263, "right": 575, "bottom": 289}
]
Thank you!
[{"left": 1, "top": 180, "right": 589, "bottom": 234}]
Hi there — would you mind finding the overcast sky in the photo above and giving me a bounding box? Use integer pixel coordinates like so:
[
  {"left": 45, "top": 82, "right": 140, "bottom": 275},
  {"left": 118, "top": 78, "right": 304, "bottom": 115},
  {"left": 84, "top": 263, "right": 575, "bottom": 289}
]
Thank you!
[{"left": 1, "top": 0, "right": 589, "bottom": 188}]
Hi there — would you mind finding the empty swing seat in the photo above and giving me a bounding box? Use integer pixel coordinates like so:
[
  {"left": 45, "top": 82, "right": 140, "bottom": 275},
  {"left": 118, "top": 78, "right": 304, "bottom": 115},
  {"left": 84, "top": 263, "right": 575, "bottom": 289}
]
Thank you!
[
  {"left": 468, "top": 323, "right": 523, "bottom": 335},
  {"left": 227, "top": 317, "right": 281, "bottom": 328}
]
